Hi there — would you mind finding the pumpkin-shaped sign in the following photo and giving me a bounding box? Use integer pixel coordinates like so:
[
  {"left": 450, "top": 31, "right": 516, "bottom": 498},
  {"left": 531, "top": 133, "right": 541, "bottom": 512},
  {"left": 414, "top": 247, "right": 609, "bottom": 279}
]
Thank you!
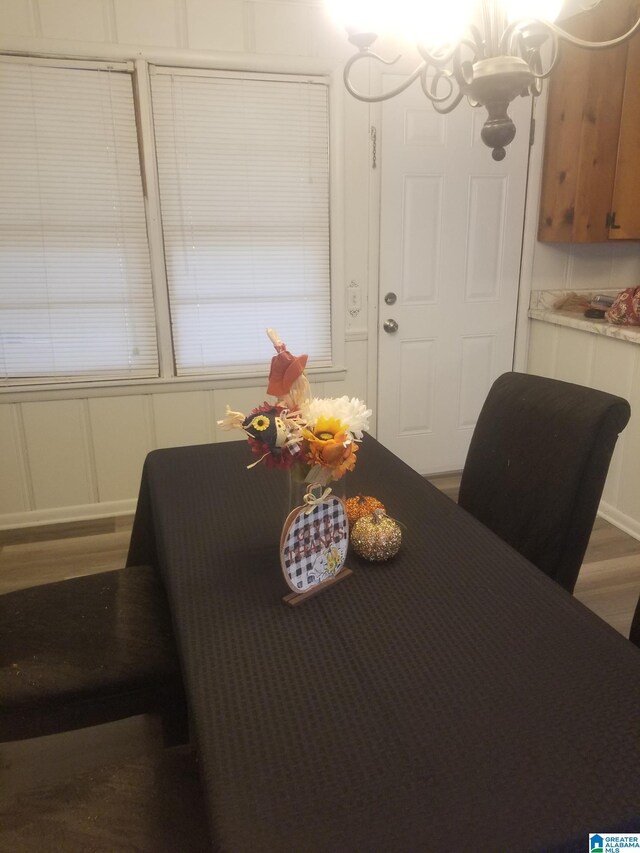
[{"left": 280, "top": 490, "right": 349, "bottom": 594}]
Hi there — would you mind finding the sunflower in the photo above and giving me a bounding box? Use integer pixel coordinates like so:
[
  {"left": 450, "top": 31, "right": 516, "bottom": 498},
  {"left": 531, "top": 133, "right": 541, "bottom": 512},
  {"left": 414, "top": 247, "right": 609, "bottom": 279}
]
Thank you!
[
  {"left": 250, "top": 414, "right": 270, "bottom": 432},
  {"left": 301, "top": 396, "right": 371, "bottom": 441},
  {"left": 303, "top": 417, "right": 358, "bottom": 480}
]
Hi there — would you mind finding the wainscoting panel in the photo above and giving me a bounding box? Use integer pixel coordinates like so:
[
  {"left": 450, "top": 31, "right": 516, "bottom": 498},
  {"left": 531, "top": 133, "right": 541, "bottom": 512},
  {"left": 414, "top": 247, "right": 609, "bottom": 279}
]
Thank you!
[
  {"left": 619, "top": 355, "right": 640, "bottom": 526},
  {"left": 590, "top": 335, "right": 635, "bottom": 509},
  {"left": 185, "top": 0, "right": 245, "bottom": 52},
  {"left": 0, "top": 339, "right": 368, "bottom": 528},
  {"left": 152, "top": 391, "right": 214, "bottom": 449},
  {"left": 554, "top": 325, "right": 596, "bottom": 386},
  {"left": 21, "top": 400, "right": 96, "bottom": 510},
  {"left": 212, "top": 385, "right": 275, "bottom": 444},
  {"left": 1, "top": 0, "right": 34, "bottom": 36},
  {"left": 253, "top": 1, "right": 315, "bottom": 55},
  {"left": 526, "top": 319, "right": 558, "bottom": 378},
  {"left": 528, "top": 319, "right": 640, "bottom": 540},
  {"left": 38, "top": 0, "right": 109, "bottom": 42},
  {"left": 113, "top": 0, "right": 180, "bottom": 47},
  {"left": 88, "top": 396, "right": 155, "bottom": 502},
  {"left": 0, "top": 405, "right": 29, "bottom": 515}
]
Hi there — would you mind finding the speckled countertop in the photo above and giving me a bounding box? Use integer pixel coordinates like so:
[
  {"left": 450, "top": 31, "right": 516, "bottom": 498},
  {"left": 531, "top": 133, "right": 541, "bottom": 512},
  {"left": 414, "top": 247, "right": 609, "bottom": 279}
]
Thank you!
[{"left": 528, "top": 290, "right": 640, "bottom": 346}]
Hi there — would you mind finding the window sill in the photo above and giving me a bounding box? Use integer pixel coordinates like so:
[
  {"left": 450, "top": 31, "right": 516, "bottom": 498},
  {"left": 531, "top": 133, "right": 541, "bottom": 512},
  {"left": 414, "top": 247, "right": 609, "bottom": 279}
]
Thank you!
[{"left": 0, "top": 366, "right": 348, "bottom": 403}]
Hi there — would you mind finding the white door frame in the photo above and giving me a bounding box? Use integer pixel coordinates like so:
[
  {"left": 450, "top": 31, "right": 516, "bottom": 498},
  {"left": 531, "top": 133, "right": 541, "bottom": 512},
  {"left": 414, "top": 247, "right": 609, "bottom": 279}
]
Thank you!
[{"left": 364, "top": 80, "right": 551, "bottom": 449}]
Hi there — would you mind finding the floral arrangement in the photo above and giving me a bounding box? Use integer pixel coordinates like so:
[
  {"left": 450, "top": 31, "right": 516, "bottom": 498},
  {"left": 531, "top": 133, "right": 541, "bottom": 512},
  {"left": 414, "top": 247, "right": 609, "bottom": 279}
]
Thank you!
[{"left": 218, "top": 329, "right": 371, "bottom": 487}]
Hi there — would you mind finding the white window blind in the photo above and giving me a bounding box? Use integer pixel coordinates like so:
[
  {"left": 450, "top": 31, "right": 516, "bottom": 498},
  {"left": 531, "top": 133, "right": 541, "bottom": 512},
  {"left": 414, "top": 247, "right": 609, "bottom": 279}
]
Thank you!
[
  {"left": 151, "top": 69, "right": 332, "bottom": 375},
  {"left": 0, "top": 60, "right": 158, "bottom": 384}
]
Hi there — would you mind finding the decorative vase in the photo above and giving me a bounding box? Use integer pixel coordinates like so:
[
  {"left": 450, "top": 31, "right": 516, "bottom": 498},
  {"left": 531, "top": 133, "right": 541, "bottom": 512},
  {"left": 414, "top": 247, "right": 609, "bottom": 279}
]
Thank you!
[{"left": 284, "top": 469, "right": 346, "bottom": 520}]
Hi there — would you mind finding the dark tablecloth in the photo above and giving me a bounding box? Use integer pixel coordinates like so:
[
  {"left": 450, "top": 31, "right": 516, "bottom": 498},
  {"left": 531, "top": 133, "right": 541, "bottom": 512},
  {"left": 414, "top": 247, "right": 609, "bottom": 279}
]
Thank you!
[{"left": 128, "top": 435, "right": 640, "bottom": 853}]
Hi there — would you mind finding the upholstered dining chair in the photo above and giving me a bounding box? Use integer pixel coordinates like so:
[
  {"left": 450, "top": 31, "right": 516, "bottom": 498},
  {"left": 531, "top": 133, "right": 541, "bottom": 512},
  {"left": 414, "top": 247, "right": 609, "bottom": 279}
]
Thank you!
[
  {"left": 458, "top": 372, "right": 631, "bottom": 593},
  {"left": 630, "top": 596, "right": 640, "bottom": 648}
]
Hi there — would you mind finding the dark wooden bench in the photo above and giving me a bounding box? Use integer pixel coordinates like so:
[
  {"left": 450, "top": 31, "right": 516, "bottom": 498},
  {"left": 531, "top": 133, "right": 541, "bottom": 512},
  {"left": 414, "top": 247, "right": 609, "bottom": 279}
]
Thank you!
[{"left": 0, "top": 565, "right": 187, "bottom": 744}]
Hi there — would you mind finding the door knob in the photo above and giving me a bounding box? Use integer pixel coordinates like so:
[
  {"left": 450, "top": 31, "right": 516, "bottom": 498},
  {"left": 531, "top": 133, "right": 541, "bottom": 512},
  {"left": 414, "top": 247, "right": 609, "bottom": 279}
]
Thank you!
[
  {"left": 383, "top": 319, "right": 399, "bottom": 334},
  {"left": 384, "top": 292, "right": 397, "bottom": 305}
]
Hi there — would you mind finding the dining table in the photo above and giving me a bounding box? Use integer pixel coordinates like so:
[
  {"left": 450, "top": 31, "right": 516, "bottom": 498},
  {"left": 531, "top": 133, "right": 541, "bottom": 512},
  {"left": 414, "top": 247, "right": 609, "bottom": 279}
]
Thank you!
[{"left": 127, "top": 434, "right": 640, "bottom": 853}]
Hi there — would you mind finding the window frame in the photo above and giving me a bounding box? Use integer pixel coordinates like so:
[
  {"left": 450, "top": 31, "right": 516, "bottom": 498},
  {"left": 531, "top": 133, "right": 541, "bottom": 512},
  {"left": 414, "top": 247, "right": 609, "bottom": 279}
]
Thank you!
[{"left": 0, "top": 53, "right": 346, "bottom": 400}]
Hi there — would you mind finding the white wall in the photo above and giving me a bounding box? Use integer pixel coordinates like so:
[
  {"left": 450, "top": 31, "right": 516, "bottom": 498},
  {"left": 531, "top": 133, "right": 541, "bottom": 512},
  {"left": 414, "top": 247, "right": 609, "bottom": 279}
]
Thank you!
[
  {"left": 0, "top": 0, "right": 372, "bottom": 527},
  {"left": 523, "top": 74, "right": 640, "bottom": 540},
  {"left": 529, "top": 321, "right": 640, "bottom": 540},
  {"left": 530, "top": 240, "right": 640, "bottom": 294},
  {"left": 2, "top": 0, "right": 640, "bottom": 529}
]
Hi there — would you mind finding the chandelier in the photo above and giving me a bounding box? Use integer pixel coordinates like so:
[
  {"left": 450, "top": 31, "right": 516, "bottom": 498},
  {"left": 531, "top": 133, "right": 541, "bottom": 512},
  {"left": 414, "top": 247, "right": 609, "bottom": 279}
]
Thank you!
[{"left": 326, "top": 1, "right": 640, "bottom": 160}]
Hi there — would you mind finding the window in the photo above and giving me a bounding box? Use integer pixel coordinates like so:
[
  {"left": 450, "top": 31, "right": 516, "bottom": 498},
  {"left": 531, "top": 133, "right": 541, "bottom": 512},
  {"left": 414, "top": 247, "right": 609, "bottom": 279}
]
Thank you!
[
  {"left": 0, "top": 57, "right": 334, "bottom": 388},
  {"left": 151, "top": 68, "right": 332, "bottom": 375},
  {"left": 0, "top": 59, "right": 157, "bottom": 385}
]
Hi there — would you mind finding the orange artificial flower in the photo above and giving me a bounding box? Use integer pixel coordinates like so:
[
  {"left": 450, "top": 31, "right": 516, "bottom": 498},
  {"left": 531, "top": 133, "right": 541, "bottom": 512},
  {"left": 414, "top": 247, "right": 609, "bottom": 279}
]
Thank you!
[{"left": 304, "top": 417, "right": 359, "bottom": 480}]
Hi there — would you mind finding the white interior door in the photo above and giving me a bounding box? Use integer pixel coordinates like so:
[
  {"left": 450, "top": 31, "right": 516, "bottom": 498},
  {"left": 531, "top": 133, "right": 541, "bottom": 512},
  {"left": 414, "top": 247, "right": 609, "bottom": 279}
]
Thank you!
[{"left": 377, "top": 76, "right": 532, "bottom": 475}]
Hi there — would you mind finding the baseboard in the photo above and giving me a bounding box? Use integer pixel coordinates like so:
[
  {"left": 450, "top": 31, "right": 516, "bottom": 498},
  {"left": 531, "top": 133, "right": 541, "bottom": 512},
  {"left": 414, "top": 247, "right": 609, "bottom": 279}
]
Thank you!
[
  {"left": 2, "top": 495, "right": 638, "bottom": 541},
  {"left": 598, "top": 500, "right": 640, "bottom": 543},
  {"left": 0, "top": 499, "right": 136, "bottom": 531}
]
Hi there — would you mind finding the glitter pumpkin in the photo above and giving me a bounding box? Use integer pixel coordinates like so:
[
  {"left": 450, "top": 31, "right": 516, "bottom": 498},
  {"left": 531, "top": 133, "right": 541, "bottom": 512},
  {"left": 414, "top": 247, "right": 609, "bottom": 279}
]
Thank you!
[
  {"left": 351, "top": 509, "right": 402, "bottom": 562},
  {"left": 345, "top": 495, "right": 386, "bottom": 525}
]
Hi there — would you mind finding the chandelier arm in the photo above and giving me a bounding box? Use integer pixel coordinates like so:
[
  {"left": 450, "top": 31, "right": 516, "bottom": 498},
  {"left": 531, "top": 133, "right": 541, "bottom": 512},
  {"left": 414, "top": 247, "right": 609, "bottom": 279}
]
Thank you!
[
  {"left": 429, "top": 87, "right": 466, "bottom": 114},
  {"left": 547, "top": 14, "right": 640, "bottom": 49},
  {"left": 529, "top": 76, "right": 542, "bottom": 97},
  {"left": 467, "top": 25, "right": 487, "bottom": 60},
  {"left": 417, "top": 37, "right": 481, "bottom": 70},
  {"left": 416, "top": 42, "right": 460, "bottom": 67},
  {"left": 417, "top": 67, "right": 464, "bottom": 110},
  {"left": 501, "top": 14, "right": 640, "bottom": 54},
  {"left": 451, "top": 47, "right": 469, "bottom": 92},
  {"left": 342, "top": 52, "right": 429, "bottom": 103},
  {"left": 500, "top": 19, "right": 536, "bottom": 54},
  {"left": 527, "top": 33, "right": 560, "bottom": 82}
]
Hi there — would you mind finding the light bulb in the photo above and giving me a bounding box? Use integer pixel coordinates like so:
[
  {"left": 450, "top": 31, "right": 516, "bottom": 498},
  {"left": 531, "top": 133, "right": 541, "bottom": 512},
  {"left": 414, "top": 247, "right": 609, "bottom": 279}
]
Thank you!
[{"left": 396, "top": 0, "right": 474, "bottom": 46}]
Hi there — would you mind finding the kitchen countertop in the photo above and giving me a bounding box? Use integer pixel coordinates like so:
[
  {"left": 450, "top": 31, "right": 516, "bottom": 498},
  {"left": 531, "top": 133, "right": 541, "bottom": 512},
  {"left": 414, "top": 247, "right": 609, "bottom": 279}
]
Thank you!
[{"left": 528, "top": 290, "right": 640, "bottom": 346}]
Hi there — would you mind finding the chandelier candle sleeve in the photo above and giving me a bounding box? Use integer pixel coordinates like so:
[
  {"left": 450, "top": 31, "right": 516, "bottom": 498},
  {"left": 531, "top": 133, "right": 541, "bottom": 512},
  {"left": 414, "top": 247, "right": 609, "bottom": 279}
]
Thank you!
[{"left": 325, "top": 0, "right": 640, "bottom": 160}]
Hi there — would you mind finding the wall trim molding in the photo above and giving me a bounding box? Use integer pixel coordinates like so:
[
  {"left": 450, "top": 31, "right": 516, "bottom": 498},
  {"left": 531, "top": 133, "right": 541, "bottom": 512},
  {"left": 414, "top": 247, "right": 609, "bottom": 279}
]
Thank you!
[
  {"left": 599, "top": 500, "right": 640, "bottom": 544},
  {"left": 1, "top": 490, "right": 637, "bottom": 537},
  {"left": 0, "top": 498, "right": 136, "bottom": 530},
  {"left": 0, "top": 367, "right": 348, "bottom": 404},
  {"left": 0, "top": 39, "right": 333, "bottom": 75}
]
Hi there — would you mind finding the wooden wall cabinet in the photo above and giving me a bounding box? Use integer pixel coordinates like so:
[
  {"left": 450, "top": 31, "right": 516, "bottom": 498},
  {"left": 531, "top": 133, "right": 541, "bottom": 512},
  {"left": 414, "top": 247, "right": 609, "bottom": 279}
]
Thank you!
[{"left": 538, "top": 0, "right": 640, "bottom": 243}]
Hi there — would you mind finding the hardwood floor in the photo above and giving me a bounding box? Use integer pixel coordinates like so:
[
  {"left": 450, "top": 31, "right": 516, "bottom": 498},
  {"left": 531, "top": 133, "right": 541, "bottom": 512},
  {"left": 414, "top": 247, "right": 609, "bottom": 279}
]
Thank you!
[
  {"left": 427, "top": 474, "right": 640, "bottom": 639},
  {"left": 574, "top": 515, "right": 640, "bottom": 637},
  {"left": 2, "top": 481, "right": 638, "bottom": 637},
  {"left": 1, "top": 484, "right": 639, "bottom": 852},
  {"left": 0, "top": 515, "right": 209, "bottom": 853},
  {"left": 0, "top": 516, "right": 133, "bottom": 595}
]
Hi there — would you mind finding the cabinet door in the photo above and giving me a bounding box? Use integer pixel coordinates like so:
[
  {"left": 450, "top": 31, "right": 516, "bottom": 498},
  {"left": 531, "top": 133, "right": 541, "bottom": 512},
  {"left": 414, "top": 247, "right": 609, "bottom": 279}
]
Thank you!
[
  {"left": 538, "top": 0, "right": 635, "bottom": 243},
  {"left": 609, "top": 24, "right": 640, "bottom": 240}
]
